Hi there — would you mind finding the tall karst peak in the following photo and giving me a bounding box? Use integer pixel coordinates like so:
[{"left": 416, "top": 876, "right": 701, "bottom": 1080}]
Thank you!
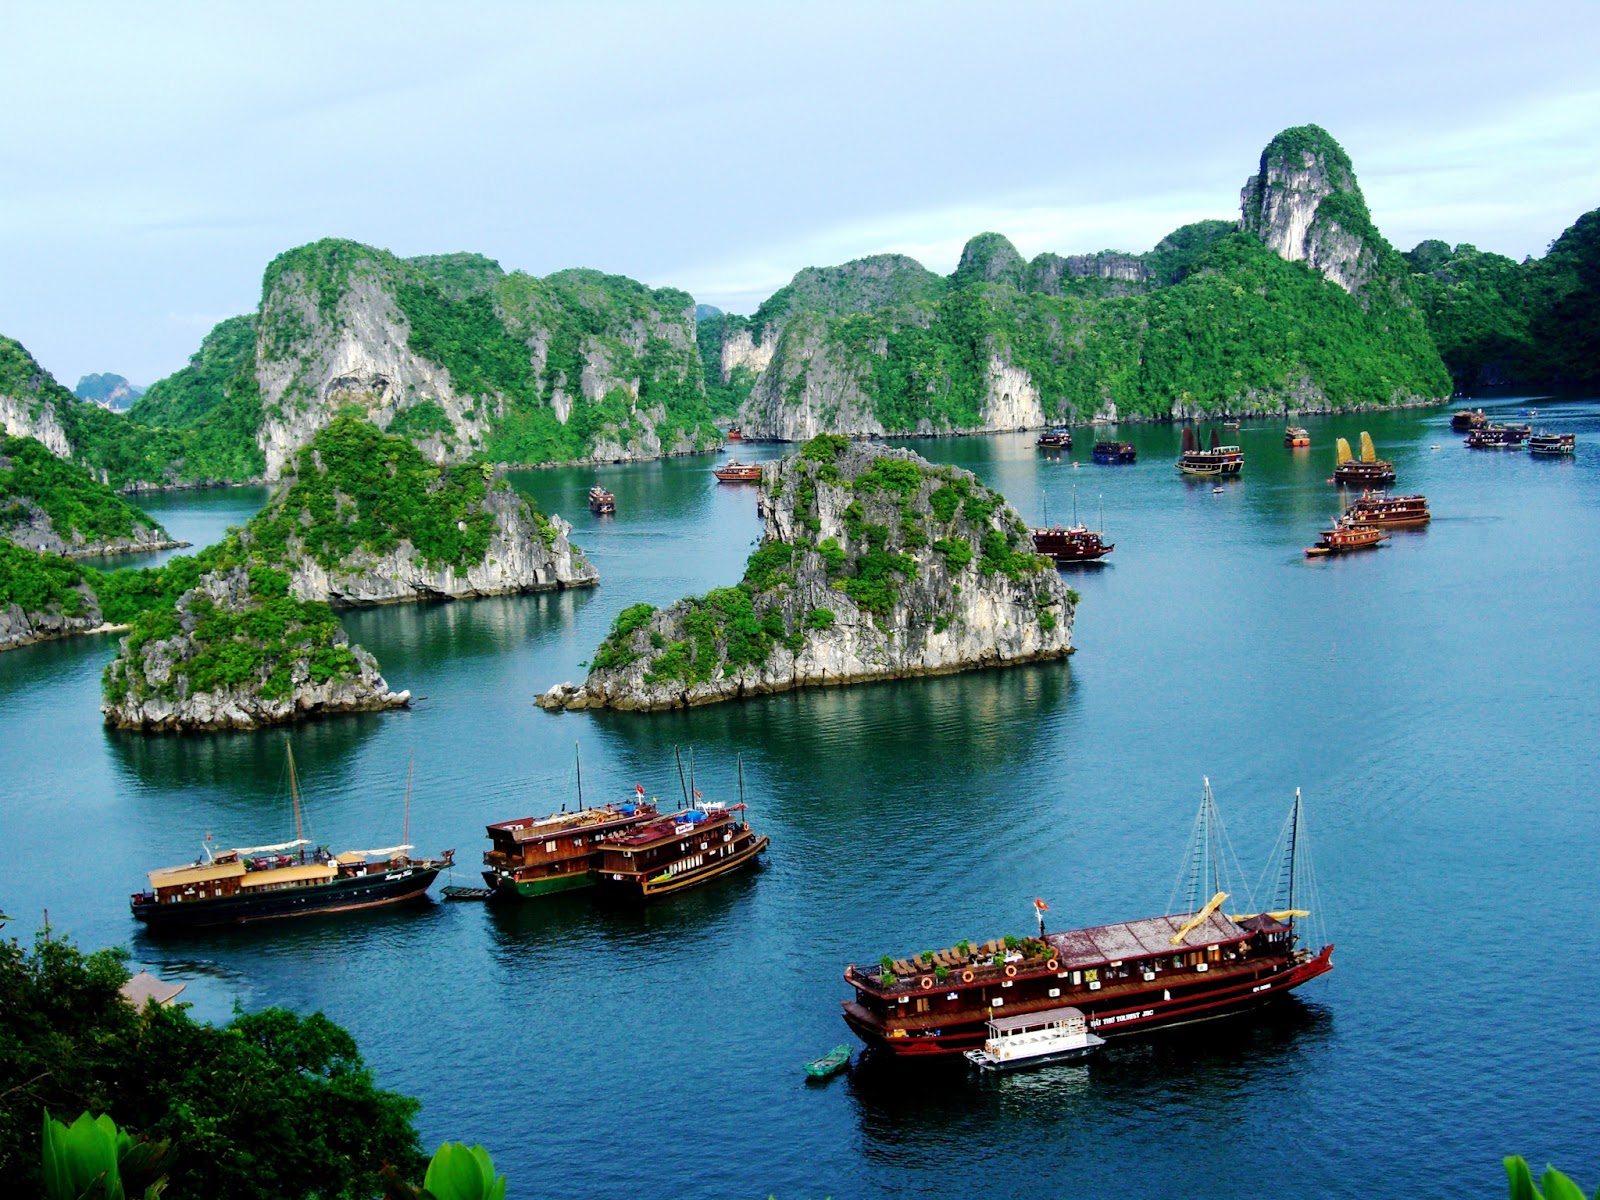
[
  {"left": 1239, "top": 124, "right": 1386, "bottom": 296},
  {"left": 953, "top": 232, "right": 1027, "bottom": 289}
]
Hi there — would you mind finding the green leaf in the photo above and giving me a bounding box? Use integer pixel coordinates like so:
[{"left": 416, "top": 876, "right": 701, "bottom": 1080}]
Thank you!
[
  {"left": 421, "top": 1142, "right": 505, "bottom": 1200},
  {"left": 1505, "top": 1156, "right": 1539, "bottom": 1200},
  {"left": 1540, "top": 1167, "right": 1588, "bottom": 1200}
]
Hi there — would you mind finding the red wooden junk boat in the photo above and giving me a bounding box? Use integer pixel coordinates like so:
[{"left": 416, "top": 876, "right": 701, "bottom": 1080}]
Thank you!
[
  {"left": 725, "top": 425, "right": 744, "bottom": 441},
  {"left": 1332, "top": 433, "right": 1395, "bottom": 486},
  {"left": 1465, "top": 423, "right": 1531, "bottom": 449},
  {"left": 588, "top": 484, "right": 616, "bottom": 515},
  {"left": 1451, "top": 408, "right": 1488, "bottom": 432},
  {"left": 841, "top": 783, "right": 1331, "bottom": 1056},
  {"left": 1305, "top": 517, "right": 1389, "bottom": 557},
  {"left": 1284, "top": 426, "right": 1311, "bottom": 448},
  {"left": 1343, "top": 491, "right": 1429, "bottom": 528},
  {"left": 1176, "top": 427, "right": 1243, "bottom": 476},
  {"left": 714, "top": 459, "right": 763, "bottom": 483},
  {"left": 1032, "top": 525, "right": 1113, "bottom": 563},
  {"left": 1036, "top": 426, "right": 1073, "bottom": 450}
]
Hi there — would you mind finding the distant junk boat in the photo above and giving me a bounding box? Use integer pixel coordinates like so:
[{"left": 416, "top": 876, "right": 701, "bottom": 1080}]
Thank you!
[
  {"left": 1176, "top": 427, "right": 1243, "bottom": 476},
  {"left": 725, "top": 425, "right": 744, "bottom": 442},
  {"left": 1451, "top": 408, "right": 1488, "bottom": 432},
  {"left": 1091, "top": 440, "right": 1136, "bottom": 464},
  {"left": 1465, "top": 423, "right": 1531, "bottom": 449},
  {"left": 1332, "top": 433, "right": 1395, "bottom": 487},
  {"left": 1528, "top": 430, "right": 1576, "bottom": 457},
  {"left": 840, "top": 781, "right": 1332, "bottom": 1057},
  {"left": 1036, "top": 426, "right": 1073, "bottom": 450},
  {"left": 1284, "top": 426, "right": 1311, "bottom": 448},
  {"left": 130, "top": 745, "right": 453, "bottom": 929},
  {"left": 1305, "top": 518, "right": 1389, "bottom": 557},
  {"left": 588, "top": 484, "right": 616, "bottom": 515},
  {"left": 714, "top": 459, "right": 763, "bottom": 483},
  {"left": 1033, "top": 490, "right": 1113, "bottom": 563},
  {"left": 1343, "top": 491, "right": 1430, "bottom": 528}
]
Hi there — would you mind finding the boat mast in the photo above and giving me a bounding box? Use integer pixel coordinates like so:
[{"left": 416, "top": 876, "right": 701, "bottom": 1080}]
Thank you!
[
  {"left": 403, "top": 749, "right": 413, "bottom": 849},
  {"left": 689, "top": 747, "right": 697, "bottom": 810},
  {"left": 575, "top": 741, "right": 583, "bottom": 810},
  {"left": 1286, "top": 787, "right": 1302, "bottom": 931},
  {"left": 287, "top": 740, "right": 305, "bottom": 865},
  {"left": 675, "top": 745, "right": 690, "bottom": 808}
]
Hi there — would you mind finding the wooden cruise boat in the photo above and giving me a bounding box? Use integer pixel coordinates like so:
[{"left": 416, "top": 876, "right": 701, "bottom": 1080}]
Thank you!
[
  {"left": 588, "top": 485, "right": 616, "bottom": 515},
  {"left": 725, "top": 425, "right": 744, "bottom": 442},
  {"left": 1091, "top": 441, "right": 1136, "bottom": 464},
  {"left": 1343, "top": 491, "right": 1430, "bottom": 528},
  {"left": 1036, "top": 426, "right": 1073, "bottom": 450},
  {"left": 1332, "top": 433, "right": 1395, "bottom": 486},
  {"left": 1305, "top": 518, "right": 1388, "bottom": 557},
  {"left": 1032, "top": 525, "right": 1113, "bottom": 563},
  {"left": 841, "top": 785, "right": 1332, "bottom": 1057},
  {"left": 1465, "top": 423, "right": 1531, "bottom": 449},
  {"left": 1528, "top": 430, "right": 1576, "bottom": 456},
  {"left": 1451, "top": 408, "right": 1488, "bottom": 432},
  {"left": 1176, "top": 428, "right": 1243, "bottom": 476},
  {"left": 130, "top": 747, "right": 452, "bottom": 929},
  {"left": 714, "top": 459, "right": 763, "bottom": 483},
  {"left": 482, "top": 793, "right": 659, "bottom": 899},
  {"left": 963, "top": 1005, "right": 1105, "bottom": 1072},
  {"left": 1284, "top": 426, "right": 1311, "bottom": 448},
  {"left": 595, "top": 802, "right": 768, "bottom": 898}
]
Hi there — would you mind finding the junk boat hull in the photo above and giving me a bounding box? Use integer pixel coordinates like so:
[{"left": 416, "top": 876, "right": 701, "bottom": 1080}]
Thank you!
[
  {"left": 1529, "top": 432, "right": 1575, "bottom": 456},
  {"left": 482, "top": 798, "right": 658, "bottom": 901},
  {"left": 714, "top": 461, "right": 763, "bottom": 483},
  {"left": 131, "top": 859, "right": 449, "bottom": 928},
  {"left": 595, "top": 804, "right": 769, "bottom": 900},
  {"left": 1176, "top": 427, "right": 1242, "bottom": 476},
  {"left": 1032, "top": 526, "right": 1113, "bottom": 563}
]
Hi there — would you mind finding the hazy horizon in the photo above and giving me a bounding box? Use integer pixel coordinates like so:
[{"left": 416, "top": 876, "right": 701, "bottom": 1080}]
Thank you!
[{"left": 4, "top": 1, "right": 1597, "bottom": 387}]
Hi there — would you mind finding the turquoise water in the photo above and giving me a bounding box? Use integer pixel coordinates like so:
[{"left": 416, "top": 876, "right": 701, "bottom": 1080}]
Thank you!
[{"left": 2, "top": 400, "right": 1597, "bottom": 1198}]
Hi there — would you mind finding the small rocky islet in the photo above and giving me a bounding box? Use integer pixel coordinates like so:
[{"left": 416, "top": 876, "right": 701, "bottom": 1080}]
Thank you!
[{"left": 540, "top": 436, "right": 1074, "bottom": 713}]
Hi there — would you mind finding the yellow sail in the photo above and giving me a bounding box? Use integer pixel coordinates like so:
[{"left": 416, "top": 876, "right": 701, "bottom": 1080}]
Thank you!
[
  {"left": 1360, "top": 431, "right": 1377, "bottom": 462},
  {"left": 1335, "top": 437, "right": 1353, "bottom": 465},
  {"left": 1169, "top": 891, "right": 1228, "bottom": 945}
]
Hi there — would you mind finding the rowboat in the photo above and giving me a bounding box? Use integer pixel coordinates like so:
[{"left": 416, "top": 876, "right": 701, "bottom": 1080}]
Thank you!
[{"left": 805, "top": 1045, "right": 851, "bottom": 1078}]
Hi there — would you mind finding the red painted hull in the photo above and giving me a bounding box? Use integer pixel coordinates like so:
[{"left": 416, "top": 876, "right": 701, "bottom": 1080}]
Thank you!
[{"left": 843, "top": 945, "right": 1333, "bottom": 1056}]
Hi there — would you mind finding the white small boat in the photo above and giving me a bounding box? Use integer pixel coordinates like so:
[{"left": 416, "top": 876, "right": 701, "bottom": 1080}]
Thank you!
[{"left": 963, "top": 1005, "right": 1106, "bottom": 1072}]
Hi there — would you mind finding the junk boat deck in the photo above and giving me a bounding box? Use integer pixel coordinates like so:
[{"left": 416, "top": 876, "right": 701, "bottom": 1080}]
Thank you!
[
  {"left": 1032, "top": 525, "right": 1113, "bottom": 563},
  {"left": 1344, "top": 491, "right": 1430, "bottom": 528},
  {"left": 596, "top": 803, "right": 768, "bottom": 898},
  {"left": 483, "top": 799, "right": 658, "bottom": 898},
  {"left": 1176, "top": 428, "right": 1243, "bottom": 476}
]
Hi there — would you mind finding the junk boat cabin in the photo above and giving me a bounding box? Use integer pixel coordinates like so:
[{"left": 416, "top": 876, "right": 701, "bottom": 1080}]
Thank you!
[
  {"left": 482, "top": 799, "right": 658, "bottom": 899},
  {"left": 595, "top": 804, "right": 768, "bottom": 898},
  {"left": 1091, "top": 441, "right": 1136, "bottom": 464},
  {"left": 1285, "top": 426, "right": 1311, "bottom": 448},
  {"left": 1332, "top": 433, "right": 1395, "bottom": 486},
  {"left": 714, "top": 460, "right": 763, "bottom": 483},
  {"left": 1465, "top": 423, "right": 1531, "bottom": 449},
  {"left": 1344, "top": 491, "right": 1430, "bottom": 528},
  {"left": 131, "top": 841, "right": 454, "bottom": 929},
  {"left": 964, "top": 1005, "right": 1105, "bottom": 1072},
  {"left": 588, "top": 485, "right": 616, "bottom": 515},
  {"left": 1036, "top": 427, "right": 1073, "bottom": 450},
  {"left": 1032, "top": 525, "right": 1113, "bottom": 563},
  {"left": 841, "top": 786, "right": 1332, "bottom": 1057},
  {"left": 1529, "top": 431, "right": 1576, "bottom": 456},
  {"left": 1176, "top": 428, "right": 1243, "bottom": 476}
]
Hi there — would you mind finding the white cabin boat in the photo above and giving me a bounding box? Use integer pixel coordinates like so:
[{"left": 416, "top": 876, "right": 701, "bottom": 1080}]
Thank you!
[{"left": 963, "top": 1005, "right": 1106, "bottom": 1072}]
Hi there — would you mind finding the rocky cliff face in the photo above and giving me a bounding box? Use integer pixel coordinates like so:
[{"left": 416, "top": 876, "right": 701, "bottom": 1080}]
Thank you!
[
  {"left": 0, "top": 434, "right": 185, "bottom": 557},
  {"left": 0, "top": 582, "right": 107, "bottom": 652},
  {"left": 539, "top": 438, "right": 1072, "bottom": 712},
  {"left": 0, "top": 390, "right": 71, "bottom": 458},
  {"left": 719, "top": 326, "right": 777, "bottom": 381},
  {"left": 1239, "top": 124, "right": 1383, "bottom": 297},
  {"left": 1027, "top": 251, "right": 1152, "bottom": 294},
  {"left": 102, "top": 566, "right": 408, "bottom": 732}
]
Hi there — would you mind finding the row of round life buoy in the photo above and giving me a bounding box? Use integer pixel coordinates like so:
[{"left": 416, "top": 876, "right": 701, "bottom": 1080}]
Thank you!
[{"left": 918, "top": 958, "right": 1060, "bottom": 989}]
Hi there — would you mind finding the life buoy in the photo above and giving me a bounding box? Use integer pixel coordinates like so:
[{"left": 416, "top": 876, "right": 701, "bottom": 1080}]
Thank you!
[
  {"left": 1046, "top": 958, "right": 1059, "bottom": 971},
  {"left": 920, "top": 976, "right": 933, "bottom": 990},
  {"left": 961, "top": 969, "right": 974, "bottom": 983},
  {"left": 1005, "top": 964, "right": 1018, "bottom": 978}
]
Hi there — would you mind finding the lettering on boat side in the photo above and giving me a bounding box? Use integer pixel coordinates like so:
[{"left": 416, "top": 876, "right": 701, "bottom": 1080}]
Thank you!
[{"left": 1090, "top": 1009, "right": 1156, "bottom": 1028}]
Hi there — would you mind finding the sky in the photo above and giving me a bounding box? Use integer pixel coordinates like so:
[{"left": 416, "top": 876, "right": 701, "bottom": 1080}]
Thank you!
[{"left": 3, "top": 1, "right": 1598, "bottom": 387}]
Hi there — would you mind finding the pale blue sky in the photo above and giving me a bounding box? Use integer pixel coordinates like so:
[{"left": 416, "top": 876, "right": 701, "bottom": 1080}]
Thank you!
[{"left": 3, "top": 1, "right": 1598, "bottom": 386}]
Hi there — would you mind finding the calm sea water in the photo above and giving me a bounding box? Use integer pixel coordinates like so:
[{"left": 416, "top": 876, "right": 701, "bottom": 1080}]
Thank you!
[{"left": 3, "top": 400, "right": 1598, "bottom": 1199}]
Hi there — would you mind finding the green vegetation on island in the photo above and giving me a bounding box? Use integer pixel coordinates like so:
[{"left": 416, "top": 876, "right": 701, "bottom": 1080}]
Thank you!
[{"left": 1, "top": 434, "right": 169, "bottom": 550}]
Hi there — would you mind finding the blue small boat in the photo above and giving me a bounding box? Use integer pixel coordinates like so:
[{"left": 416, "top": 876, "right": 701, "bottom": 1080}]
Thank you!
[{"left": 804, "top": 1045, "right": 851, "bottom": 1079}]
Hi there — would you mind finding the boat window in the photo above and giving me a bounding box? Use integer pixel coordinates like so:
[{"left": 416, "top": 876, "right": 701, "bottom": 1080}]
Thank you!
[
  {"left": 1071, "top": 971, "right": 1082, "bottom": 985},
  {"left": 915, "top": 999, "right": 929, "bottom": 1014}
]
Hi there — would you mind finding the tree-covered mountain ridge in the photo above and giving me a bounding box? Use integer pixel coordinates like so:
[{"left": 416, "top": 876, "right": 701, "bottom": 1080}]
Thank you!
[{"left": 715, "top": 124, "right": 1453, "bottom": 438}]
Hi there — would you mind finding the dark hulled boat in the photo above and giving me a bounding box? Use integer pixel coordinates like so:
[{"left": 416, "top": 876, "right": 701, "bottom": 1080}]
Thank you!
[
  {"left": 1036, "top": 426, "right": 1073, "bottom": 450},
  {"left": 594, "top": 802, "right": 768, "bottom": 898},
  {"left": 588, "top": 485, "right": 616, "bottom": 515},
  {"left": 1528, "top": 430, "right": 1575, "bottom": 456},
  {"left": 482, "top": 787, "right": 659, "bottom": 899},
  {"left": 1343, "top": 491, "right": 1430, "bottom": 528},
  {"left": 1091, "top": 441, "right": 1136, "bottom": 464},
  {"left": 1176, "top": 428, "right": 1243, "bottom": 476},
  {"left": 1451, "top": 408, "right": 1488, "bottom": 432},
  {"left": 1332, "top": 433, "right": 1395, "bottom": 486},
  {"left": 1305, "top": 518, "right": 1388, "bottom": 557},
  {"left": 1465, "top": 423, "right": 1531, "bottom": 449},
  {"left": 714, "top": 459, "right": 763, "bottom": 483},
  {"left": 1032, "top": 525, "right": 1113, "bottom": 563},
  {"left": 841, "top": 785, "right": 1331, "bottom": 1056}
]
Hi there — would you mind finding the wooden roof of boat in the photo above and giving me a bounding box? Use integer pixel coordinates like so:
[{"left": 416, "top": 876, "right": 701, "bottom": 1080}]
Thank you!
[
  {"left": 487, "top": 804, "right": 652, "bottom": 841},
  {"left": 1043, "top": 910, "right": 1246, "bottom": 968},
  {"left": 148, "top": 861, "right": 247, "bottom": 889},
  {"left": 237, "top": 863, "right": 337, "bottom": 889}
]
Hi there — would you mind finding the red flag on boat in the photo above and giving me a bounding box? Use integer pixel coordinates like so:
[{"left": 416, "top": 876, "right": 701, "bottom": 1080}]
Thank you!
[
  {"left": 693, "top": 789, "right": 702, "bottom": 800},
  {"left": 635, "top": 784, "right": 645, "bottom": 798},
  {"left": 1034, "top": 898, "right": 1050, "bottom": 912}
]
